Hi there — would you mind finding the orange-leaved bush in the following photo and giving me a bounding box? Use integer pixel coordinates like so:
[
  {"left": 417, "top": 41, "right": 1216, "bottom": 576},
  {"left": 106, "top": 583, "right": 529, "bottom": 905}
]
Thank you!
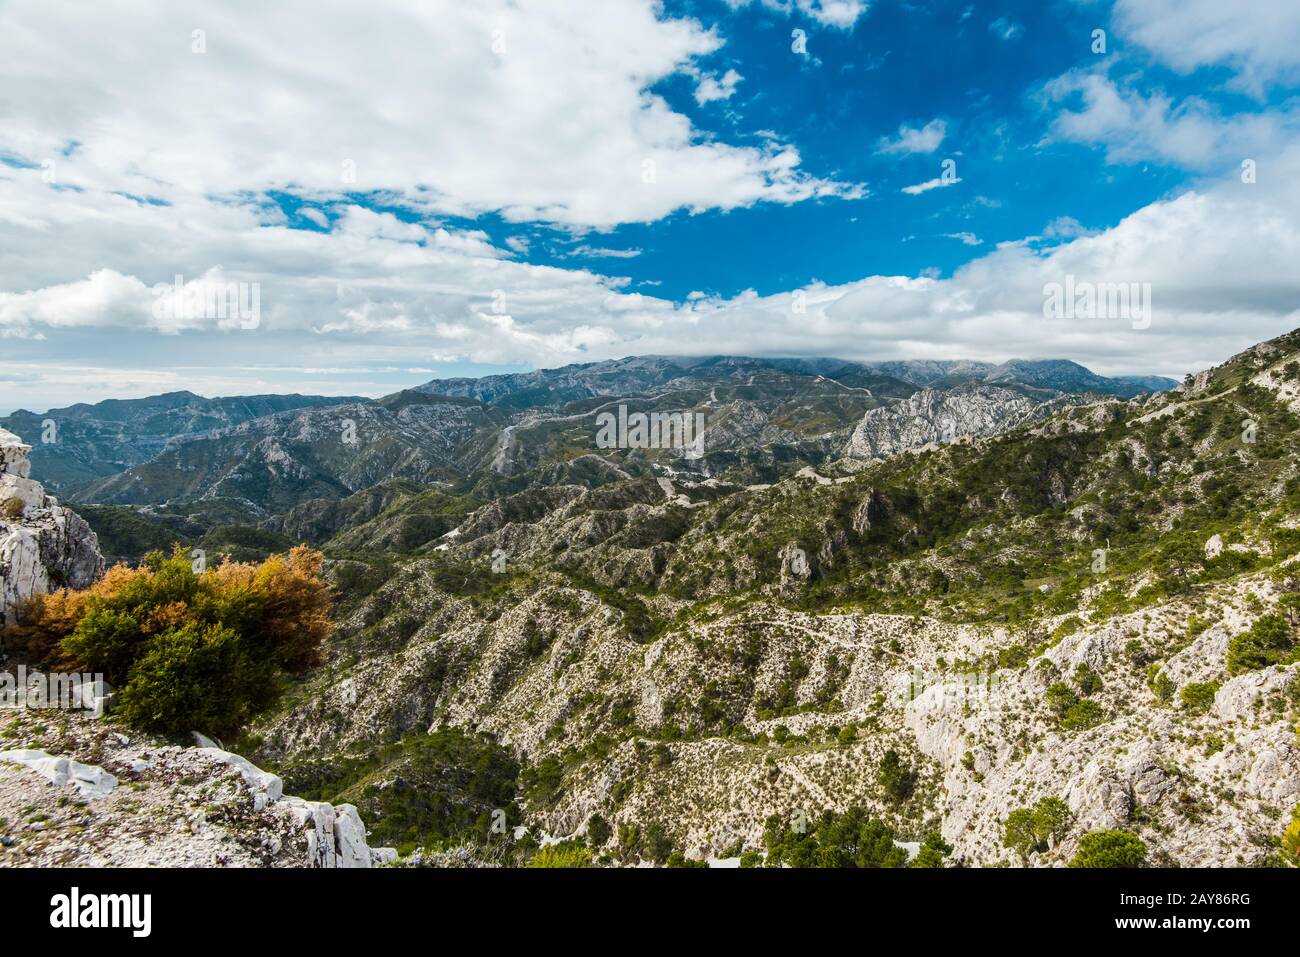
[{"left": 6, "top": 545, "right": 332, "bottom": 737}]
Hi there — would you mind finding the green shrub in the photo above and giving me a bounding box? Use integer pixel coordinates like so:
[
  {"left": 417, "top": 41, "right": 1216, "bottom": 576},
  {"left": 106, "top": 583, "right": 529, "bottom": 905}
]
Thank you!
[
  {"left": 586, "top": 813, "right": 611, "bottom": 848},
  {"left": 1003, "top": 797, "right": 1073, "bottom": 859},
  {"left": 1052, "top": 617, "right": 1083, "bottom": 642},
  {"left": 1227, "top": 614, "right": 1297, "bottom": 674},
  {"left": 1284, "top": 805, "right": 1300, "bottom": 866},
  {"left": 665, "top": 851, "right": 708, "bottom": 868},
  {"left": 520, "top": 755, "right": 565, "bottom": 809},
  {"left": 528, "top": 843, "right": 592, "bottom": 868},
  {"left": 763, "top": 807, "right": 907, "bottom": 868},
  {"left": 1060, "top": 699, "right": 1106, "bottom": 731},
  {"left": 912, "top": 831, "right": 953, "bottom": 868},
  {"left": 116, "top": 621, "right": 274, "bottom": 735},
  {"left": 877, "top": 749, "right": 916, "bottom": 803},
  {"left": 611, "top": 820, "right": 675, "bottom": 865},
  {"left": 1069, "top": 830, "right": 1147, "bottom": 868},
  {"left": 997, "top": 644, "right": 1031, "bottom": 669},
  {"left": 1179, "top": 681, "right": 1221, "bottom": 713},
  {"left": 1074, "top": 663, "right": 1102, "bottom": 695},
  {"left": 1045, "top": 682, "right": 1078, "bottom": 719},
  {"left": 1147, "top": 665, "right": 1175, "bottom": 703},
  {"left": 641, "top": 822, "right": 674, "bottom": 865}
]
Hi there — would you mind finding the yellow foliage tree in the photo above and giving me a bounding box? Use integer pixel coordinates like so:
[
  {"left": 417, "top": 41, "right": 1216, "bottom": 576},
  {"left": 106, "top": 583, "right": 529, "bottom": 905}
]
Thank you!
[{"left": 3, "top": 545, "right": 332, "bottom": 737}]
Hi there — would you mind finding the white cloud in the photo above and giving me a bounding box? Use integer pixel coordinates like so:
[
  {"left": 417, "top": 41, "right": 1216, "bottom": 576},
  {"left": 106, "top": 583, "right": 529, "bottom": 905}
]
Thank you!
[
  {"left": 6, "top": 142, "right": 1300, "bottom": 411},
  {"left": 299, "top": 209, "right": 329, "bottom": 229},
  {"left": 1113, "top": 0, "right": 1300, "bottom": 94},
  {"left": 901, "top": 176, "right": 962, "bottom": 195},
  {"left": 695, "top": 68, "right": 743, "bottom": 105},
  {"left": 3, "top": 0, "right": 1300, "bottom": 412},
  {"left": 565, "top": 246, "right": 643, "bottom": 259},
  {"left": 1042, "top": 69, "right": 1289, "bottom": 169},
  {"left": 725, "top": 0, "right": 870, "bottom": 30},
  {"left": 944, "top": 232, "right": 981, "bottom": 246},
  {"left": 0, "top": 270, "right": 149, "bottom": 338},
  {"left": 1042, "top": 216, "right": 1094, "bottom": 240},
  {"left": 0, "top": 0, "right": 859, "bottom": 230},
  {"left": 877, "top": 119, "right": 948, "bottom": 155}
]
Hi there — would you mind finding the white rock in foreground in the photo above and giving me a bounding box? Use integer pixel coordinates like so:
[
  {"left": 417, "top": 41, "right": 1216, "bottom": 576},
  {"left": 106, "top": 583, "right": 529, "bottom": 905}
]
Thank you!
[
  {"left": 192, "top": 731, "right": 394, "bottom": 867},
  {"left": 0, "top": 748, "right": 118, "bottom": 799}
]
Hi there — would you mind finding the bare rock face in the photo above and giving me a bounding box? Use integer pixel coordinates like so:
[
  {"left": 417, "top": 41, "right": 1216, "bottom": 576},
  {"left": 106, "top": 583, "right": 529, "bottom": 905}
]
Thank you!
[
  {"left": 843, "top": 384, "right": 1042, "bottom": 459},
  {"left": 0, "top": 713, "right": 396, "bottom": 867},
  {"left": 850, "top": 488, "right": 888, "bottom": 535},
  {"left": 779, "top": 541, "right": 812, "bottom": 588},
  {"left": 0, "top": 428, "right": 105, "bottom": 627}
]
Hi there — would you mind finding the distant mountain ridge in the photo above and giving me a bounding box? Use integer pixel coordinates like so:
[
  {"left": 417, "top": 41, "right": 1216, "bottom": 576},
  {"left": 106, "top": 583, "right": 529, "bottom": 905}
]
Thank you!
[
  {"left": 415, "top": 355, "right": 1176, "bottom": 408},
  {"left": 0, "top": 391, "right": 365, "bottom": 492},
  {"left": 2, "top": 355, "right": 1175, "bottom": 521}
]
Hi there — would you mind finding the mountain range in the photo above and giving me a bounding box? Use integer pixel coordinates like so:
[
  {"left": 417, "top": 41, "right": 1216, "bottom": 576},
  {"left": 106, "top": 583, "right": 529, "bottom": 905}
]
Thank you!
[
  {"left": 13, "top": 337, "right": 1300, "bottom": 869},
  {"left": 1, "top": 357, "right": 1174, "bottom": 558}
]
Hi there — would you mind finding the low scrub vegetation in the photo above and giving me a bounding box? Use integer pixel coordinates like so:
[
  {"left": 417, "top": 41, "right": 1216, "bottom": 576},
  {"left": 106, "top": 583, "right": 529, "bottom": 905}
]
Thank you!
[
  {"left": 759, "top": 806, "right": 947, "bottom": 868},
  {"left": 1003, "top": 797, "right": 1072, "bottom": 860},
  {"left": 1227, "top": 611, "right": 1298, "bottom": 675},
  {"left": 6, "top": 546, "right": 331, "bottom": 737},
  {"left": 1069, "top": 830, "right": 1147, "bottom": 868}
]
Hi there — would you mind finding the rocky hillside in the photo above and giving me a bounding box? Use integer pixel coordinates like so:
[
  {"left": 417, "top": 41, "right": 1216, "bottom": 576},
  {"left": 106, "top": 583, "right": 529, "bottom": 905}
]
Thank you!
[
  {"left": 416, "top": 355, "right": 1175, "bottom": 407},
  {"left": 238, "top": 328, "right": 1300, "bottom": 866},
  {"left": 74, "top": 393, "right": 506, "bottom": 512},
  {"left": 842, "top": 383, "right": 1051, "bottom": 459},
  {"left": 8, "top": 342, "right": 1257, "bottom": 869}
]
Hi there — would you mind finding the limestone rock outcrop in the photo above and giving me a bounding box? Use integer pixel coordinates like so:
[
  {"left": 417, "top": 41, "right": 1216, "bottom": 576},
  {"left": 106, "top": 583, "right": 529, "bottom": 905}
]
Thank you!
[
  {"left": 843, "top": 384, "right": 1042, "bottom": 459},
  {"left": 0, "top": 428, "right": 104, "bottom": 627},
  {"left": 192, "top": 732, "right": 395, "bottom": 867},
  {"left": 0, "top": 713, "right": 397, "bottom": 868}
]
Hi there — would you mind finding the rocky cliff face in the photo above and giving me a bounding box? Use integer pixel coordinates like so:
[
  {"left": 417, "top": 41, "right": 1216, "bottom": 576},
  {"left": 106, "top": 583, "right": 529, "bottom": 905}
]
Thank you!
[
  {"left": 843, "top": 384, "right": 1044, "bottom": 459},
  {"left": 0, "top": 428, "right": 104, "bottom": 627}
]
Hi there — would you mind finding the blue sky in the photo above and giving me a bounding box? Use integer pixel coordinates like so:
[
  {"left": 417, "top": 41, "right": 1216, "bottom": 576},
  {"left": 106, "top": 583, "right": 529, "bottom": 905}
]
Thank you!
[
  {"left": 2, "top": 0, "right": 1300, "bottom": 412},
  {"left": 534, "top": 0, "right": 1190, "bottom": 298}
]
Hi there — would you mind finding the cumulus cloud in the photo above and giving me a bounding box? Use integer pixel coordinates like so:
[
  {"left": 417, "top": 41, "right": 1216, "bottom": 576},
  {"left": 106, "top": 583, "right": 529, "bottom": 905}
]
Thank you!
[
  {"left": 694, "top": 68, "right": 743, "bottom": 104},
  {"left": 5, "top": 141, "right": 1300, "bottom": 410},
  {"left": 877, "top": 119, "right": 948, "bottom": 155},
  {"left": 0, "top": 270, "right": 152, "bottom": 338},
  {"left": 0, "top": 0, "right": 859, "bottom": 230},
  {"left": 3, "top": 0, "right": 1300, "bottom": 413},
  {"left": 1112, "top": 0, "right": 1300, "bottom": 95},
  {"left": 1042, "top": 69, "right": 1290, "bottom": 169}
]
